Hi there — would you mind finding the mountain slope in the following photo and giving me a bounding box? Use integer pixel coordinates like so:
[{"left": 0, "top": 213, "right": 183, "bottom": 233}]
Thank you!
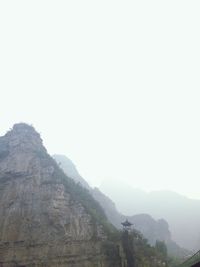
[
  {"left": 0, "top": 124, "right": 125, "bottom": 267},
  {"left": 0, "top": 124, "right": 172, "bottom": 267},
  {"left": 53, "top": 154, "right": 90, "bottom": 189},
  {"left": 53, "top": 154, "right": 187, "bottom": 258}
]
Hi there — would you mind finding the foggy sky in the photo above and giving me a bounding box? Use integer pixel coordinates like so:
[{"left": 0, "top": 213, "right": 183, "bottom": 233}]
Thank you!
[{"left": 0, "top": 1, "right": 200, "bottom": 199}]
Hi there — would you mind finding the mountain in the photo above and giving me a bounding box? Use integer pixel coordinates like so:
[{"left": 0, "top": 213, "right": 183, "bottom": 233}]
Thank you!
[
  {"left": 100, "top": 180, "right": 200, "bottom": 251},
  {"left": 52, "top": 155, "right": 123, "bottom": 228},
  {"left": 53, "top": 154, "right": 90, "bottom": 189},
  {"left": 91, "top": 188, "right": 188, "bottom": 257},
  {"left": 0, "top": 123, "right": 169, "bottom": 267},
  {"left": 53, "top": 154, "right": 187, "bottom": 258},
  {"left": 0, "top": 124, "right": 126, "bottom": 266}
]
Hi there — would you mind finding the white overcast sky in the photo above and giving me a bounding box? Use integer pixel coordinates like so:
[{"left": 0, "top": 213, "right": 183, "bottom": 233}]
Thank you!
[{"left": 0, "top": 1, "right": 200, "bottom": 199}]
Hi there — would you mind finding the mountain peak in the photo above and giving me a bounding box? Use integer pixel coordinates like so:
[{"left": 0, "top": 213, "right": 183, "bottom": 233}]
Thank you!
[
  {"left": 0, "top": 123, "right": 46, "bottom": 174},
  {"left": 2, "top": 123, "right": 45, "bottom": 153},
  {"left": 12, "top": 122, "right": 36, "bottom": 131}
]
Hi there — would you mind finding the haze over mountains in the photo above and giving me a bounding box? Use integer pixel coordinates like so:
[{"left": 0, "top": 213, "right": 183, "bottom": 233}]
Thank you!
[
  {"left": 100, "top": 180, "right": 200, "bottom": 251},
  {"left": 54, "top": 154, "right": 200, "bottom": 251},
  {"left": 1, "top": 0, "right": 200, "bottom": 265},
  {"left": 53, "top": 154, "right": 189, "bottom": 257}
]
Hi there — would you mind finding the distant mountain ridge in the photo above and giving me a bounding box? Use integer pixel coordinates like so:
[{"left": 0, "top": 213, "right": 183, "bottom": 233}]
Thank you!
[
  {"left": 53, "top": 154, "right": 90, "bottom": 189},
  {"left": 53, "top": 154, "right": 188, "bottom": 257},
  {"left": 100, "top": 180, "right": 200, "bottom": 251}
]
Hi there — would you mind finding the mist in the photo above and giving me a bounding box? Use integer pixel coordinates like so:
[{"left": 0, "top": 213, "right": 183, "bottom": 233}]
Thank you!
[
  {"left": 1, "top": 2, "right": 200, "bottom": 264},
  {"left": 1, "top": 1, "right": 200, "bottom": 200}
]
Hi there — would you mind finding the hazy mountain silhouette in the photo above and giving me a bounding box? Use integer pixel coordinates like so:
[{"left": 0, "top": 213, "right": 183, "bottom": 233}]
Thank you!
[
  {"left": 53, "top": 155, "right": 189, "bottom": 257},
  {"left": 53, "top": 154, "right": 90, "bottom": 189},
  {"left": 100, "top": 179, "right": 200, "bottom": 251}
]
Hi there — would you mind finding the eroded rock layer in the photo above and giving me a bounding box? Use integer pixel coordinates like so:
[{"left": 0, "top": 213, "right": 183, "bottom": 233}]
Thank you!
[{"left": 0, "top": 124, "right": 125, "bottom": 267}]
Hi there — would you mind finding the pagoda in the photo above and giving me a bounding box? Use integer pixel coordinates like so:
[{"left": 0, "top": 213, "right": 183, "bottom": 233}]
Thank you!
[{"left": 121, "top": 219, "right": 133, "bottom": 231}]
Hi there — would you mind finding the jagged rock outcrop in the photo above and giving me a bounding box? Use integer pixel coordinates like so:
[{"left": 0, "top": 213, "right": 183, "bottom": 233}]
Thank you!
[{"left": 0, "top": 124, "right": 126, "bottom": 267}]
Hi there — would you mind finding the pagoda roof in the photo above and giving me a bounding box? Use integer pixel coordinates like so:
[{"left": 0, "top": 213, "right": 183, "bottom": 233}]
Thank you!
[{"left": 121, "top": 219, "right": 133, "bottom": 227}]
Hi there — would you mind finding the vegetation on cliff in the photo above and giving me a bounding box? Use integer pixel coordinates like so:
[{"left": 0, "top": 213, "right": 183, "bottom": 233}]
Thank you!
[
  {"left": 0, "top": 124, "right": 182, "bottom": 266},
  {"left": 36, "top": 150, "right": 170, "bottom": 266}
]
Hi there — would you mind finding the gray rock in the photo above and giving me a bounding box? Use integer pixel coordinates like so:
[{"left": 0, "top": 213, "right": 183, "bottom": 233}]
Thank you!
[{"left": 0, "top": 124, "right": 125, "bottom": 267}]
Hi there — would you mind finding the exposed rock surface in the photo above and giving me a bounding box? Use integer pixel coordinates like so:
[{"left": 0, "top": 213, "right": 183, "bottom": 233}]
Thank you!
[{"left": 0, "top": 124, "right": 126, "bottom": 267}]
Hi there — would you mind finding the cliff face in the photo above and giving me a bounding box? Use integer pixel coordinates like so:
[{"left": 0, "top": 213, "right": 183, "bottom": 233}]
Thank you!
[{"left": 0, "top": 124, "right": 125, "bottom": 267}]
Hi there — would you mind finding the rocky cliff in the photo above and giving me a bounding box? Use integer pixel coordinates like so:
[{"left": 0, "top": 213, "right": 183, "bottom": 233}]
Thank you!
[{"left": 0, "top": 124, "right": 125, "bottom": 267}]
